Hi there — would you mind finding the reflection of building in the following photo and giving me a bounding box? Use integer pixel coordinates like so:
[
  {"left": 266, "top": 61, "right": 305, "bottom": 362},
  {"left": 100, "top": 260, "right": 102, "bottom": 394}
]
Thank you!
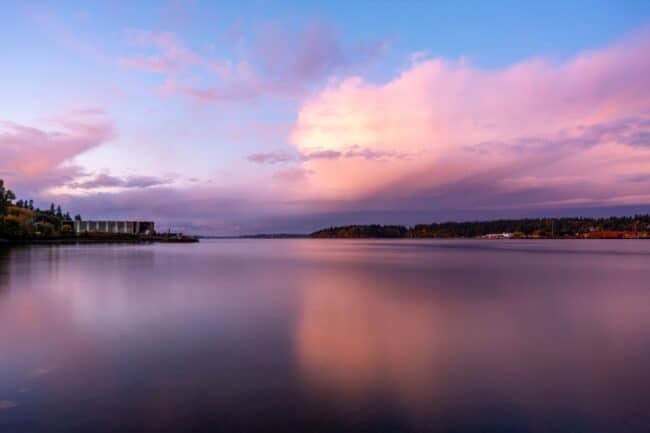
[{"left": 74, "top": 220, "right": 155, "bottom": 235}]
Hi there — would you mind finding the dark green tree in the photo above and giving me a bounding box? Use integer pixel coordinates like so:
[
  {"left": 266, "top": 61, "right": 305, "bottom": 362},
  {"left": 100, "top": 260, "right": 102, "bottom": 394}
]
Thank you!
[
  {"left": 0, "top": 179, "right": 4, "bottom": 217},
  {"left": 0, "top": 179, "right": 16, "bottom": 216}
]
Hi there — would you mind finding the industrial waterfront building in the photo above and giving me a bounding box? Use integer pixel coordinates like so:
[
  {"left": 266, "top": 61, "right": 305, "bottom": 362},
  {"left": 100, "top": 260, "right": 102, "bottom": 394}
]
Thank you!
[{"left": 74, "top": 220, "right": 155, "bottom": 235}]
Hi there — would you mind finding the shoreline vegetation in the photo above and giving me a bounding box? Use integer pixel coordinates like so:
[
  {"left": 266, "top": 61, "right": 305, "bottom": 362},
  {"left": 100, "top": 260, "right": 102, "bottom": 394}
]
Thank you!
[
  {"left": 0, "top": 179, "right": 197, "bottom": 245},
  {"left": 226, "top": 217, "right": 650, "bottom": 239},
  {"left": 308, "top": 218, "right": 650, "bottom": 239}
]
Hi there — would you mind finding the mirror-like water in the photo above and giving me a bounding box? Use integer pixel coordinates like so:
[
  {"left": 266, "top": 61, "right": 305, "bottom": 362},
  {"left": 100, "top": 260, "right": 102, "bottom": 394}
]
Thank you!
[{"left": 1, "top": 239, "right": 649, "bottom": 432}]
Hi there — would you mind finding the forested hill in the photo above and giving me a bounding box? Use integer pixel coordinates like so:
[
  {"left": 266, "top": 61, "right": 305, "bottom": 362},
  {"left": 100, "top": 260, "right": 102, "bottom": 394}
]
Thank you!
[
  {"left": 0, "top": 179, "right": 79, "bottom": 240},
  {"left": 310, "top": 216, "right": 650, "bottom": 239},
  {"left": 310, "top": 225, "right": 408, "bottom": 238}
]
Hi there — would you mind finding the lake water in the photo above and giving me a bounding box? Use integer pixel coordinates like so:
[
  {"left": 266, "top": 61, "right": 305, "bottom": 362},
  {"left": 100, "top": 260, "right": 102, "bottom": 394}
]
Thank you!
[{"left": 1, "top": 239, "right": 649, "bottom": 432}]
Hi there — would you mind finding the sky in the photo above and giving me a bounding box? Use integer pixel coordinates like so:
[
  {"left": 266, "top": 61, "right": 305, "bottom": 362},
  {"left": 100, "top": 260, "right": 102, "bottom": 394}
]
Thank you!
[{"left": 1, "top": 0, "right": 650, "bottom": 234}]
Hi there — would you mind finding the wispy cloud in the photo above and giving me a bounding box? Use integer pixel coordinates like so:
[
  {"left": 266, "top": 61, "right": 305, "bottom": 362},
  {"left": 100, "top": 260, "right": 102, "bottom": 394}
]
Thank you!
[
  {"left": 120, "top": 21, "right": 387, "bottom": 103},
  {"left": 246, "top": 152, "right": 295, "bottom": 164},
  {"left": 28, "top": 6, "right": 110, "bottom": 63},
  {"left": 119, "top": 30, "right": 200, "bottom": 73},
  {"left": 67, "top": 173, "right": 174, "bottom": 190},
  {"left": 245, "top": 148, "right": 401, "bottom": 165},
  {"left": 0, "top": 110, "right": 114, "bottom": 196}
]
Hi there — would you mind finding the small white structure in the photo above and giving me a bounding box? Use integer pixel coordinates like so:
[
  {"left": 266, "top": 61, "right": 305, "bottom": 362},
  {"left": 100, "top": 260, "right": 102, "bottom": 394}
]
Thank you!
[
  {"left": 74, "top": 220, "right": 155, "bottom": 235},
  {"left": 482, "top": 232, "right": 514, "bottom": 239}
]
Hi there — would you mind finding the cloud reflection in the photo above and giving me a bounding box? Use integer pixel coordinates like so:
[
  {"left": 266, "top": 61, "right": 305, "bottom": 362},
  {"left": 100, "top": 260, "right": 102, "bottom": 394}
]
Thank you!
[{"left": 294, "top": 242, "right": 650, "bottom": 427}]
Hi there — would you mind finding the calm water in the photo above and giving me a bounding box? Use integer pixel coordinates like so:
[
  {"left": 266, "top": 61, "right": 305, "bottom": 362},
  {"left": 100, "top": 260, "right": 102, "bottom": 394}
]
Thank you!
[{"left": 1, "top": 239, "right": 649, "bottom": 433}]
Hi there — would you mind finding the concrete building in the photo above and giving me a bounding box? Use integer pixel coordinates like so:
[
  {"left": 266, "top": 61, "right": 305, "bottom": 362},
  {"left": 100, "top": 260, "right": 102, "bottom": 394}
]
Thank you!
[{"left": 74, "top": 220, "right": 155, "bottom": 235}]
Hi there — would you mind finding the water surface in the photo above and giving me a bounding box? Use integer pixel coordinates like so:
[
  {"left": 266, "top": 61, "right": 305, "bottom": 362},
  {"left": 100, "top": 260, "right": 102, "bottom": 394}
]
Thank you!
[{"left": 1, "top": 239, "right": 649, "bottom": 432}]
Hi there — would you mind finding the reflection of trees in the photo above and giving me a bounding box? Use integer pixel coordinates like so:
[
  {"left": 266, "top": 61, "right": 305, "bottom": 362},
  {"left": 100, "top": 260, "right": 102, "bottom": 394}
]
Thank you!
[{"left": 0, "top": 245, "right": 14, "bottom": 293}]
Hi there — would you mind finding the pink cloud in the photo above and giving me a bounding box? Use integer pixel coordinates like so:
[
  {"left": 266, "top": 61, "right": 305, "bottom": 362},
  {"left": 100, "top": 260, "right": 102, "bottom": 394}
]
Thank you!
[
  {"left": 119, "top": 30, "right": 200, "bottom": 73},
  {"left": 0, "top": 110, "right": 113, "bottom": 196},
  {"left": 124, "top": 22, "right": 386, "bottom": 103},
  {"left": 272, "top": 167, "right": 312, "bottom": 183},
  {"left": 289, "top": 29, "right": 650, "bottom": 209},
  {"left": 160, "top": 78, "right": 263, "bottom": 103}
]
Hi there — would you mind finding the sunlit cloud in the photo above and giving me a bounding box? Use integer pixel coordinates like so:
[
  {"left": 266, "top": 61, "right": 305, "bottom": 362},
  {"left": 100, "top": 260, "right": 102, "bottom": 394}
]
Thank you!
[
  {"left": 0, "top": 110, "right": 114, "bottom": 197},
  {"left": 290, "top": 29, "right": 650, "bottom": 211}
]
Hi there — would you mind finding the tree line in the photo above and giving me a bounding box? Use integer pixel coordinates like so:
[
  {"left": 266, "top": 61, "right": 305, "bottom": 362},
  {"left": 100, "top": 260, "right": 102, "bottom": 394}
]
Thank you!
[
  {"left": 310, "top": 216, "right": 650, "bottom": 238},
  {"left": 1, "top": 179, "right": 82, "bottom": 239}
]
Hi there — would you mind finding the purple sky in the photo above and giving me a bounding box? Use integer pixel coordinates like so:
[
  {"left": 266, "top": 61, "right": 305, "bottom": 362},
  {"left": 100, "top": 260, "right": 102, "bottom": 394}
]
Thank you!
[{"left": 2, "top": 1, "right": 650, "bottom": 234}]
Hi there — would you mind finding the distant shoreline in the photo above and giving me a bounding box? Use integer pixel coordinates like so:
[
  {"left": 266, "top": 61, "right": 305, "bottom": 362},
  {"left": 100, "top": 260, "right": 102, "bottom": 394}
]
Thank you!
[
  {"left": 5, "top": 216, "right": 650, "bottom": 242},
  {"left": 307, "top": 219, "right": 650, "bottom": 240},
  {"left": 229, "top": 217, "right": 650, "bottom": 239},
  {"left": 3, "top": 236, "right": 648, "bottom": 245}
]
